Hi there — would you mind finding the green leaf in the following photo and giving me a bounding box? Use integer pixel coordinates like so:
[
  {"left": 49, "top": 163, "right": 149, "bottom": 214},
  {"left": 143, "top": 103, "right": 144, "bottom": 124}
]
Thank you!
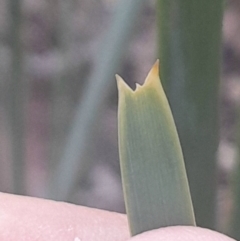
[
  {"left": 117, "top": 61, "right": 195, "bottom": 236},
  {"left": 46, "top": 0, "right": 145, "bottom": 201},
  {"left": 157, "top": 0, "right": 224, "bottom": 228}
]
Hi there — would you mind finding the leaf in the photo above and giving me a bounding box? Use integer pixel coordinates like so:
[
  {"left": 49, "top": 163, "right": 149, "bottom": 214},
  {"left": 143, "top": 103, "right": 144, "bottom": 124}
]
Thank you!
[
  {"left": 117, "top": 60, "right": 196, "bottom": 236},
  {"left": 157, "top": 0, "right": 223, "bottom": 227}
]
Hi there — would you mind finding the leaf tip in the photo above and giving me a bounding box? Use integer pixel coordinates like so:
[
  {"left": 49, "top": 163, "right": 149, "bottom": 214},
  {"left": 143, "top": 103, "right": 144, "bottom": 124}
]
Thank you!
[
  {"left": 152, "top": 59, "right": 160, "bottom": 76},
  {"left": 116, "top": 74, "right": 133, "bottom": 96},
  {"left": 145, "top": 60, "right": 160, "bottom": 84},
  {"left": 116, "top": 60, "right": 161, "bottom": 97}
]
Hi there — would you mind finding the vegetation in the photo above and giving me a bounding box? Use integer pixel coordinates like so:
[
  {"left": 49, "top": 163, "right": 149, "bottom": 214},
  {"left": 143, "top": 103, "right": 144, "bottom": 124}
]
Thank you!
[{"left": 1, "top": 0, "right": 240, "bottom": 239}]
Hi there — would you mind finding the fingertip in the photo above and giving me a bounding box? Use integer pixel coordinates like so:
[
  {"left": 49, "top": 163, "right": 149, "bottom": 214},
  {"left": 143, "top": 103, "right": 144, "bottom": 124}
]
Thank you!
[
  {"left": 0, "top": 193, "right": 129, "bottom": 241},
  {"left": 127, "top": 226, "right": 236, "bottom": 241}
]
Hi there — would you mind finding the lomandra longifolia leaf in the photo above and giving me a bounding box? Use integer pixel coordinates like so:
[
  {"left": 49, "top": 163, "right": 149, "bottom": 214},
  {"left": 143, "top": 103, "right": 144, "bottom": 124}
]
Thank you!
[{"left": 117, "top": 61, "right": 195, "bottom": 236}]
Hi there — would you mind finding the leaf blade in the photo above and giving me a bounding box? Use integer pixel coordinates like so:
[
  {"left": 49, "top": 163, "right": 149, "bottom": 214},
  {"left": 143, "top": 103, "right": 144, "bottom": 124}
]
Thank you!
[{"left": 118, "top": 61, "right": 195, "bottom": 236}]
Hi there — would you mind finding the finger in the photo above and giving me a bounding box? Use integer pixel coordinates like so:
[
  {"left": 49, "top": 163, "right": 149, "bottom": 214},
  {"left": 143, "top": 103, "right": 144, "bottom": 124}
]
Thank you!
[
  {"left": 127, "top": 226, "right": 236, "bottom": 241},
  {"left": 0, "top": 192, "right": 129, "bottom": 241}
]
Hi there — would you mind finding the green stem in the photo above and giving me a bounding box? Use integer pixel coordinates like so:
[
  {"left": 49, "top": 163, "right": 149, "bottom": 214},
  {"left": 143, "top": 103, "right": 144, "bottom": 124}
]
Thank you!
[
  {"left": 49, "top": 0, "right": 74, "bottom": 170},
  {"left": 157, "top": 0, "right": 224, "bottom": 228},
  {"left": 7, "top": 0, "right": 25, "bottom": 194},
  {"left": 46, "top": 0, "right": 145, "bottom": 201}
]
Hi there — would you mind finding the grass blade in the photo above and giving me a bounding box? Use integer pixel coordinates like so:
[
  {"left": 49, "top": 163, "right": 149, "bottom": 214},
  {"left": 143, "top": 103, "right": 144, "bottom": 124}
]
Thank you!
[
  {"left": 157, "top": 0, "right": 224, "bottom": 228},
  {"left": 46, "top": 0, "right": 145, "bottom": 201},
  {"left": 117, "top": 61, "right": 195, "bottom": 236},
  {"left": 7, "top": 0, "right": 26, "bottom": 194},
  {"left": 49, "top": 0, "right": 74, "bottom": 170}
]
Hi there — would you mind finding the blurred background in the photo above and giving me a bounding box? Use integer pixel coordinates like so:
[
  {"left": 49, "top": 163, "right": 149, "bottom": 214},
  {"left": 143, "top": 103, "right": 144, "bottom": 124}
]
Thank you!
[{"left": 0, "top": 0, "right": 240, "bottom": 234}]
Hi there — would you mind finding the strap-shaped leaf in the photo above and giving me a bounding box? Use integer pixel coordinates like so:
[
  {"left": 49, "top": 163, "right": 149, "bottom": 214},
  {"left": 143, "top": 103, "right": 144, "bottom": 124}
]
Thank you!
[{"left": 117, "top": 61, "right": 195, "bottom": 236}]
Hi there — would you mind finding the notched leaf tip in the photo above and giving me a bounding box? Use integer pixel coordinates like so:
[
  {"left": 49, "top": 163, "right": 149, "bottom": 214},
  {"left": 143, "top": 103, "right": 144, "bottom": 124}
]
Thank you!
[
  {"left": 116, "top": 60, "right": 161, "bottom": 96},
  {"left": 145, "top": 59, "right": 160, "bottom": 86},
  {"left": 116, "top": 74, "right": 134, "bottom": 95}
]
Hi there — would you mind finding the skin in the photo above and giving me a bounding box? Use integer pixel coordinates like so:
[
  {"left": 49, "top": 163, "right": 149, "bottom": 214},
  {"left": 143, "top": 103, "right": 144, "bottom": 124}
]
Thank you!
[{"left": 0, "top": 193, "right": 236, "bottom": 241}]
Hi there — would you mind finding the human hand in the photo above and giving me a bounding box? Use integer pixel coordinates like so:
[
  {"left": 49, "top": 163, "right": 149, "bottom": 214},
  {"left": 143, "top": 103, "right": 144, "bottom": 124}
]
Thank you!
[{"left": 0, "top": 192, "right": 235, "bottom": 241}]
